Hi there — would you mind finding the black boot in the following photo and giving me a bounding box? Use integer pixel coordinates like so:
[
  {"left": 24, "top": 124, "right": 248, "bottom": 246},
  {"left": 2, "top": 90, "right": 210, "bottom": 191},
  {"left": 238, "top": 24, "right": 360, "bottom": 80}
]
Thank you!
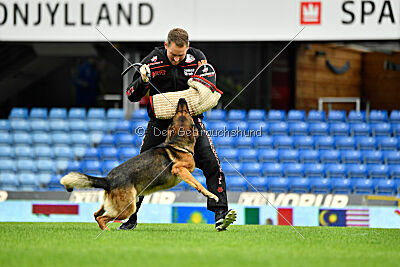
[
  {"left": 215, "top": 208, "right": 237, "bottom": 232},
  {"left": 118, "top": 196, "right": 144, "bottom": 230}
]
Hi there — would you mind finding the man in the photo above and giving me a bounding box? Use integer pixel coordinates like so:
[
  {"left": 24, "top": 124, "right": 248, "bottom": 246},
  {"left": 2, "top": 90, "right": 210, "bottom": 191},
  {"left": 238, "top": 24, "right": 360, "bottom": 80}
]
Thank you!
[{"left": 121, "top": 28, "right": 236, "bottom": 231}]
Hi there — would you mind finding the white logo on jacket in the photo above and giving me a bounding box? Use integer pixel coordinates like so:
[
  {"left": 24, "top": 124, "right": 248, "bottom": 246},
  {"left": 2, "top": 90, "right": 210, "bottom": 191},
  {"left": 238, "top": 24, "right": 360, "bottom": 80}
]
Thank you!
[{"left": 185, "top": 54, "right": 195, "bottom": 63}]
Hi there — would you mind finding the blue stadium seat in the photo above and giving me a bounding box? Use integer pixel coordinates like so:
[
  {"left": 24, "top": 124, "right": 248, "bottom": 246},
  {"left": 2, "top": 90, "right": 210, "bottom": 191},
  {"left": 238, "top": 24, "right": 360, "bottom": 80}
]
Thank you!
[
  {"left": 309, "top": 122, "right": 329, "bottom": 136},
  {"left": 221, "top": 162, "right": 241, "bottom": 176},
  {"left": 88, "top": 120, "right": 107, "bottom": 132},
  {"left": 314, "top": 136, "right": 335, "bottom": 150},
  {"left": 82, "top": 160, "right": 102, "bottom": 174},
  {"left": 237, "top": 148, "right": 258, "bottom": 162},
  {"left": 47, "top": 175, "right": 64, "bottom": 191},
  {"left": 310, "top": 178, "right": 331, "bottom": 194},
  {"left": 248, "top": 121, "right": 268, "bottom": 134},
  {"left": 99, "top": 134, "right": 115, "bottom": 147},
  {"left": 294, "top": 136, "right": 314, "bottom": 149},
  {"left": 49, "top": 120, "right": 69, "bottom": 132},
  {"left": 289, "top": 177, "right": 310, "bottom": 193},
  {"left": 9, "top": 108, "right": 28, "bottom": 120},
  {"left": 226, "top": 176, "right": 247, "bottom": 192},
  {"left": 371, "top": 123, "right": 392, "bottom": 136},
  {"left": 248, "top": 176, "right": 267, "bottom": 192},
  {"left": 30, "top": 108, "right": 48, "bottom": 120},
  {"left": 71, "top": 132, "right": 90, "bottom": 146},
  {"left": 89, "top": 132, "right": 105, "bottom": 145},
  {"left": 273, "top": 135, "right": 293, "bottom": 149},
  {"left": 235, "top": 136, "right": 254, "bottom": 148},
  {"left": 37, "top": 159, "right": 56, "bottom": 174},
  {"left": 0, "top": 159, "right": 16, "bottom": 173},
  {"left": 267, "top": 177, "right": 289, "bottom": 193},
  {"left": 217, "top": 148, "right": 239, "bottom": 162},
  {"left": 130, "top": 121, "right": 147, "bottom": 134},
  {"left": 55, "top": 159, "right": 69, "bottom": 173},
  {"left": 115, "top": 121, "right": 131, "bottom": 134},
  {"left": 304, "top": 163, "right": 325, "bottom": 178},
  {"left": 383, "top": 151, "right": 400, "bottom": 164},
  {"left": 363, "top": 150, "right": 383, "bottom": 164},
  {"left": 227, "top": 121, "right": 248, "bottom": 132},
  {"left": 10, "top": 120, "right": 30, "bottom": 132},
  {"left": 367, "top": 164, "right": 389, "bottom": 179},
  {"left": 267, "top": 110, "right": 285, "bottom": 122},
  {"left": 392, "top": 123, "right": 400, "bottom": 136},
  {"left": 356, "top": 136, "right": 377, "bottom": 151},
  {"left": 325, "top": 163, "right": 347, "bottom": 178},
  {"left": 88, "top": 108, "right": 105, "bottom": 120},
  {"left": 330, "top": 122, "right": 350, "bottom": 136},
  {"left": 16, "top": 159, "right": 37, "bottom": 173},
  {"left": 258, "top": 149, "right": 278, "bottom": 163},
  {"left": 14, "top": 145, "right": 34, "bottom": 159},
  {"left": 369, "top": 110, "right": 388, "bottom": 123},
  {"left": 348, "top": 110, "right": 366, "bottom": 123},
  {"left": 206, "top": 121, "right": 227, "bottom": 132},
  {"left": 13, "top": 132, "right": 32, "bottom": 145},
  {"left": 253, "top": 135, "right": 273, "bottom": 148},
  {"left": 213, "top": 136, "right": 234, "bottom": 148},
  {"left": 377, "top": 136, "right": 398, "bottom": 150},
  {"left": 83, "top": 147, "right": 99, "bottom": 160},
  {"left": 0, "top": 172, "right": 19, "bottom": 190},
  {"left": 307, "top": 110, "right": 325, "bottom": 122},
  {"left": 283, "top": 163, "right": 304, "bottom": 178},
  {"left": 118, "top": 147, "right": 139, "bottom": 161},
  {"left": 0, "top": 120, "right": 10, "bottom": 132},
  {"left": 0, "top": 132, "right": 11, "bottom": 145},
  {"left": 247, "top": 109, "right": 266, "bottom": 121},
  {"left": 72, "top": 145, "right": 88, "bottom": 159},
  {"left": 30, "top": 120, "right": 49, "bottom": 132},
  {"left": 205, "top": 109, "right": 226, "bottom": 121},
  {"left": 287, "top": 110, "right": 305, "bottom": 122},
  {"left": 227, "top": 109, "right": 246, "bottom": 121},
  {"left": 331, "top": 178, "right": 352, "bottom": 194},
  {"left": 319, "top": 149, "right": 340, "bottom": 163},
  {"left": 389, "top": 110, "right": 400, "bottom": 123},
  {"left": 262, "top": 163, "right": 283, "bottom": 177},
  {"left": 34, "top": 145, "right": 54, "bottom": 159},
  {"left": 352, "top": 178, "right": 375, "bottom": 195},
  {"left": 242, "top": 162, "right": 262, "bottom": 176},
  {"left": 49, "top": 108, "right": 67, "bottom": 120},
  {"left": 341, "top": 150, "right": 362, "bottom": 164},
  {"left": 68, "top": 120, "right": 87, "bottom": 133},
  {"left": 335, "top": 136, "right": 356, "bottom": 150},
  {"left": 99, "top": 147, "right": 118, "bottom": 160},
  {"left": 114, "top": 133, "right": 135, "bottom": 148},
  {"left": 288, "top": 122, "right": 308, "bottom": 135},
  {"left": 299, "top": 149, "right": 319, "bottom": 163},
  {"left": 278, "top": 149, "right": 299, "bottom": 163},
  {"left": 18, "top": 172, "right": 39, "bottom": 191},
  {"left": 347, "top": 164, "right": 368, "bottom": 179},
  {"left": 66, "top": 161, "right": 82, "bottom": 173},
  {"left": 375, "top": 179, "right": 396, "bottom": 195},
  {"left": 68, "top": 108, "right": 86, "bottom": 120},
  {"left": 389, "top": 165, "right": 400, "bottom": 179},
  {"left": 102, "top": 160, "right": 120, "bottom": 175},
  {"left": 350, "top": 123, "right": 371, "bottom": 136},
  {"left": 327, "top": 110, "right": 346, "bottom": 122},
  {"left": 0, "top": 145, "right": 14, "bottom": 159},
  {"left": 54, "top": 145, "right": 74, "bottom": 159},
  {"left": 131, "top": 108, "right": 148, "bottom": 121},
  {"left": 269, "top": 122, "right": 288, "bottom": 135},
  {"left": 51, "top": 133, "right": 71, "bottom": 145},
  {"left": 107, "top": 108, "right": 124, "bottom": 121}
]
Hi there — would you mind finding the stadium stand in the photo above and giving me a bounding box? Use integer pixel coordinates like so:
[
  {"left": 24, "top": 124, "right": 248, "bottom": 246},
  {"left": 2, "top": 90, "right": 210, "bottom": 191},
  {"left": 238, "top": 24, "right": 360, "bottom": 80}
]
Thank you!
[{"left": 0, "top": 108, "right": 399, "bottom": 196}]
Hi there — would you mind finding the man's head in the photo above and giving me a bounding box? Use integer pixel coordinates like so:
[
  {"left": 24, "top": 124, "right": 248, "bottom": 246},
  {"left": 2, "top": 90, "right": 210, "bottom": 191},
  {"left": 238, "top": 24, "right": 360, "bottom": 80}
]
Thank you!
[{"left": 164, "top": 28, "right": 189, "bottom": 66}]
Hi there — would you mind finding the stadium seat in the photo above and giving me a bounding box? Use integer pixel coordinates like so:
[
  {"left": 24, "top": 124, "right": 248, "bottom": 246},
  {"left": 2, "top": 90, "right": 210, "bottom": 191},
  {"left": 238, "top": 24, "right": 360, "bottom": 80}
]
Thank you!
[
  {"left": 130, "top": 121, "right": 147, "bottom": 134},
  {"left": 66, "top": 161, "right": 82, "bottom": 173},
  {"left": 327, "top": 110, "right": 346, "bottom": 122},
  {"left": 288, "top": 122, "right": 308, "bottom": 135},
  {"left": 0, "top": 159, "right": 16, "bottom": 173},
  {"left": 30, "top": 120, "right": 49, "bottom": 132},
  {"left": 269, "top": 122, "right": 288, "bottom": 135},
  {"left": 37, "top": 159, "right": 56, "bottom": 174},
  {"left": 307, "top": 110, "right": 325, "bottom": 122},
  {"left": 226, "top": 176, "right": 247, "bottom": 192},
  {"left": 217, "top": 148, "right": 239, "bottom": 162},
  {"left": 99, "top": 134, "right": 115, "bottom": 147},
  {"left": 16, "top": 159, "right": 37, "bottom": 173},
  {"left": 314, "top": 136, "right": 335, "bottom": 150},
  {"left": 325, "top": 163, "right": 347, "bottom": 178},
  {"left": 51, "top": 133, "right": 71, "bottom": 145},
  {"left": 283, "top": 163, "right": 304, "bottom": 178},
  {"left": 106, "top": 120, "right": 119, "bottom": 133},
  {"left": 68, "top": 120, "right": 87, "bottom": 133},
  {"left": 262, "top": 163, "right": 283, "bottom": 177},
  {"left": 0, "top": 145, "right": 14, "bottom": 159},
  {"left": 10, "top": 120, "right": 30, "bottom": 132},
  {"left": 213, "top": 136, "right": 234, "bottom": 148},
  {"left": 348, "top": 110, "right": 366, "bottom": 123},
  {"left": 341, "top": 150, "right": 362, "bottom": 164},
  {"left": 278, "top": 149, "right": 299, "bottom": 163},
  {"left": 377, "top": 136, "right": 398, "bottom": 150},
  {"left": 389, "top": 110, "right": 400, "bottom": 123},
  {"left": 131, "top": 108, "right": 148, "bottom": 121},
  {"left": 350, "top": 123, "right": 371, "bottom": 136},
  {"left": 304, "top": 163, "right": 325, "bottom": 178},
  {"left": 206, "top": 121, "right": 227, "bottom": 132},
  {"left": 273, "top": 135, "right": 293, "bottom": 149},
  {"left": 335, "top": 136, "right": 356, "bottom": 150},
  {"left": 253, "top": 135, "right": 273, "bottom": 148},
  {"left": 107, "top": 108, "right": 124, "bottom": 121},
  {"left": 14, "top": 145, "right": 34, "bottom": 159},
  {"left": 205, "top": 109, "right": 226, "bottom": 121},
  {"left": 68, "top": 108, "right": 86, "bottom": 120},
  {"left": 248, "top": 176, "right": 268, "bottom": 192},
  {"left": 287, "top": 110, "right": 305, "bottom": 122},
  {"left": 88, "top": 120, "right": 107, "bottom": 132},
  {"left": 248, "top": 121, "right": 268, "bottom": 134},
  {"left": 102, "top": 160, "right": 120, "bottom": 175},
  {"left": 0, "top": 172, "right": 19, "bottom": 190},
  {"left": 352, "top": 178, "right": 375, "bottom": 195},
  {"left": 367, "top": 164, "right": 389, "bottom": 179},
  {"left": 99, "top": 147, "right": 118, "bottom": 160},
  {"left": 0, "top": 132, "right": 11, "bottom": 145},
  {"left": 289, "top": 177, "right": 310, "bottom": 193},
  {"left": 237, "top": 148, "right": 258, "bottom": 162},
  {"left": 227, "top": 121, "right": 248, "bottom": 132},
  {"left": 347, "top": 164, "right": 368, "bottom": 179},
  {"left": 299, "top": 149, "right": 319, "bottom": 163},
  {"left": 371, "top": 123, "right": 392, "bottom": 136},
  {"left": 49, "top": 120, "right": 69, "bottom": 132},
  {"left": 72, "top": 145, "right": 88, "bottom": 159},
  {"left": 47, "top": 175, "right": 64, "bottom": 191},
  {"left": 267, "top": 110, "right": 285, "bottom": 122},
  {"left": 267, "top": 177, "right": 289, "bottom": 193},
  {"left": 114, "top": 133, "right": 135, "bottom": 148},
  {"left": 389, "top": 165, "right": 400, "bottom": 179},
  {"left": 9, "top": 108, "right": 28, "bottom": 120},
  {"left": 369, "top": 110, "right": 388, "bottom": 123},
  {"left": 242, "top": 162, "right": 262, "bottom": 176},
  {"left": 83, "top": 147, "right": 99, "bottom": 160},
  {"left": 319, "top": 149, "right": 340, "bottom": 163},
  {"left": 89, "top": 132, "right": 105, "bottom": 145},
  {"left": 13, "top": 132, "right": 32, "bottom": 145},
  {"left": 257, "top": 149, "right": 278, "bottom": 163},
  {"left": 49, "top": 108, "right": 67, "bottom": 120},
  {"left": 221, "top": 162, "right": 241, "bottom": 176},
  {"left": 118, "top": 147, "right": 139, "bottom": 162},
  {"left": 0, "top": 120, "right": 10, "bottom": 132},
  {"left": 392, "top": 123, "right": 400, "bottom": 136},
  {"left": 363, "top": 150, "right": 383, "bottom": 164},
  {"left": 88, "top": 108, "right": 106, "bottom": 120},
  {"left": 310, "top": 178, "right": 331, "bottom": 194},
  {"left": 294, "top": 136, "right": 314, "bottom": 149},
  {"left": 247, "top": 109, "right": 266, "bottom": 121},
  {"left": 71, "top": 132, "right": 90, "bottom": 146},
  {"left": 55, "top": 159, "right": 69, "bottom": 173},
  {"left": 54, "top": 145, "right": 74, "bottom": 160},
  {"left": 30, "top": 108, "right": 48, "bottom": 120},
  {"left": 375, "top": 179, "right": 396, "bottom": 195},
  {"left": 82, "top": 160, "right": 102, "bottom": 174},
  {"left": 34, "top": 145, "right": 54, "bottom": 159},
  {"left": 227, "top": 109, "right": 246, "bottom": 121},
  {"left": 235, "top": 136, "right": 254, "bottom": 148},
  {"left": 356, "top": 136, "right": 377, "bottom": 150},
  {"left": 115, "top": 121, "right": 131, "bottom": 134},
  {"left": 331, "top": 178, "right": 352, "bottom": 194},
  {"left": 18, "top": 172, "right": 39, "bottom": 191},
  {"left": 330, "top": 123, "right": 350, "bottom": 136},
  {"left": 309, "top": 122, "right": 329, "bottom": 136},
  {"left": 383, "top": 151, "right": 400, "bottom": 164}
]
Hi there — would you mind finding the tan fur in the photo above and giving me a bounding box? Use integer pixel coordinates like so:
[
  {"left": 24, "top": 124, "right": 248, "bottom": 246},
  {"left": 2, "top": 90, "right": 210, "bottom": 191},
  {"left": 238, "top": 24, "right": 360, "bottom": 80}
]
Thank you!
[{"left": 60, "top": 172, "right": 92, "bottom": 190}]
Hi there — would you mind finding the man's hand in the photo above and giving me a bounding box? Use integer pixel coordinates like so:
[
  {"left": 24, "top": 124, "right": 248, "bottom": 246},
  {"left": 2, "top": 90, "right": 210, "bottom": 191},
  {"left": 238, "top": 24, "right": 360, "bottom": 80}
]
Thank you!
[
  {"left": 197, "top": 60, "right": 207, "bottom": 66},
  {"left": 140, "top": 64, "right": 151, "bottom": 83}
]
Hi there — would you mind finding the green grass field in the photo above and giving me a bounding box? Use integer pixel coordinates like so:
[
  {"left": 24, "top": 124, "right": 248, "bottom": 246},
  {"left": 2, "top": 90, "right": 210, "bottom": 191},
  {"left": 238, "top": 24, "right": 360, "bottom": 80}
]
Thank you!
[{"left": 0, "top": 223, "right": 399, "bottom": 267}]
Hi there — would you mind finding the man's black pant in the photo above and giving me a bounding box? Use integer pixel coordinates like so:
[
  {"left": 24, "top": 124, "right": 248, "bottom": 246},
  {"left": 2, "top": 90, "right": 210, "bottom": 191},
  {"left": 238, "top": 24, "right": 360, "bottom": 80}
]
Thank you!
[{"left": 130, "top": 116, "right": 228, "bottom": 222}]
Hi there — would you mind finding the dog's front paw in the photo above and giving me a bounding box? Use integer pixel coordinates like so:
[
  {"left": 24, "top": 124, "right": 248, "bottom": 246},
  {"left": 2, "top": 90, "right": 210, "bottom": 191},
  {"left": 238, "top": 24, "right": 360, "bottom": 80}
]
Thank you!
[{"left": 208, "top": 194, "right": 219, "bottom": 203}]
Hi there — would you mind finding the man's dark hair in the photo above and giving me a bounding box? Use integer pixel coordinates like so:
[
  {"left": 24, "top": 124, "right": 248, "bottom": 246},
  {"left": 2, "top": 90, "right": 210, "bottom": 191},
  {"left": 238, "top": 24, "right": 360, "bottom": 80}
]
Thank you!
[{"left": 167, "top": 28, "right": 189, "bottom": 47}]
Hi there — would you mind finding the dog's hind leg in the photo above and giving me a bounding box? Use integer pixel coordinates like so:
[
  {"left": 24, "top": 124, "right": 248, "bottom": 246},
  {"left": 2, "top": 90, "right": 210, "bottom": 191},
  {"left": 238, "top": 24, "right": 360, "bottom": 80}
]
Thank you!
[{"left": 94, "top": 204, "right": 105, "bottom": 219}]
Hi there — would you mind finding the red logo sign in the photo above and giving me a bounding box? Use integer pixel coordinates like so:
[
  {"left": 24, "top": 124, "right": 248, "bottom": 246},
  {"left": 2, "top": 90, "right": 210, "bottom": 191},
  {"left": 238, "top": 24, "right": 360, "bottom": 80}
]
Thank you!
[
  {"left": 217, "top": 187, "right": 223, "bottom": 193},
  {"left": 300, "top": 2, "right": 321, "bottom": 25}
]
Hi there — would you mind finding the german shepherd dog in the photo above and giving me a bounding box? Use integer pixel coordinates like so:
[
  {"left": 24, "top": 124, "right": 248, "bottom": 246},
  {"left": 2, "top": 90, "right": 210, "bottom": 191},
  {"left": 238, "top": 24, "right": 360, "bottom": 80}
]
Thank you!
[{"left": 61, "top": 98, "right": 219, "bottom": 230}]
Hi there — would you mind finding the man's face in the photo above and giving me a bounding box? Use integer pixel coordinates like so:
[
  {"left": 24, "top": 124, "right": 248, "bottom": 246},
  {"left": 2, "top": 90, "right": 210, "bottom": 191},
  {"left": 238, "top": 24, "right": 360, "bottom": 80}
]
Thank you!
[{"left": 165, "top": 41, "right": 188, "bottom": 66}]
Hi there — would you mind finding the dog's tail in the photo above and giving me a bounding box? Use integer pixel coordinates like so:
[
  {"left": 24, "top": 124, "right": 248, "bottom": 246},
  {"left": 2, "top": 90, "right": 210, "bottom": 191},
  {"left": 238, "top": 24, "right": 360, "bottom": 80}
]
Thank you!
[{"left": 60, "top": 172, "right": 109, "bottom": 192}]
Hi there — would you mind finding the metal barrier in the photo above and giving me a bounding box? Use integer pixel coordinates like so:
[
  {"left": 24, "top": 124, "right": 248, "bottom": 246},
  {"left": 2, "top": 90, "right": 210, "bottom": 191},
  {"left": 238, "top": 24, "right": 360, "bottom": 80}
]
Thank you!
[{"left": 318, "top": 97, "right": 361, "bottom": 112}]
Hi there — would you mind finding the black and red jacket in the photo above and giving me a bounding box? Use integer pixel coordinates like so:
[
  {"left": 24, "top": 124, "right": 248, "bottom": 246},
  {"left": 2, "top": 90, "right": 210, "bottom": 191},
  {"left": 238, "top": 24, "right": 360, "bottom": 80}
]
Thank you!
[{"left": 126, "top": 46, "right": 207, "bottom": 119}]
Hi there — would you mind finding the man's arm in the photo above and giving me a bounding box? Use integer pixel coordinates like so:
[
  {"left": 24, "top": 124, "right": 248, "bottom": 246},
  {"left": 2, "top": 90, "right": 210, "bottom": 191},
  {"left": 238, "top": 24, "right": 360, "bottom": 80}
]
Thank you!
[{"left": 125, "top": 55, "right": 152, "bottom": 102}]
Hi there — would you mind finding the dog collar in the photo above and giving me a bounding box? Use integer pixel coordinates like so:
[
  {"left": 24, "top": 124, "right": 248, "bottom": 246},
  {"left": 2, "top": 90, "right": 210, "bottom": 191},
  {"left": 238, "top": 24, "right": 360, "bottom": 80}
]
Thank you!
[{"left": 168, "top": 145, "right": 194, "bottom": 156}]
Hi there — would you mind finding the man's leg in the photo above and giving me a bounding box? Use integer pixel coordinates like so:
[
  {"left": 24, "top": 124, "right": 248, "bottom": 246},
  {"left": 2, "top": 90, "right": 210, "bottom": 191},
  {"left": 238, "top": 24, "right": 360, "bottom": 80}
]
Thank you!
[
  {"left": 118, "top": 118, "right": 171, "bottom": 230},
  {"left": 193, "top": 117, "right": 236, "bottom": 231}
]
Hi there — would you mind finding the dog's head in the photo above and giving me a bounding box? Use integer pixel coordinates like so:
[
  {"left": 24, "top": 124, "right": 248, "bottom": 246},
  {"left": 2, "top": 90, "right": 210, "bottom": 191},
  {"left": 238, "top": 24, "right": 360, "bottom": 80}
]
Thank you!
[{"left": 166, "top": 98, "right": 199, "bottom": 148}]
